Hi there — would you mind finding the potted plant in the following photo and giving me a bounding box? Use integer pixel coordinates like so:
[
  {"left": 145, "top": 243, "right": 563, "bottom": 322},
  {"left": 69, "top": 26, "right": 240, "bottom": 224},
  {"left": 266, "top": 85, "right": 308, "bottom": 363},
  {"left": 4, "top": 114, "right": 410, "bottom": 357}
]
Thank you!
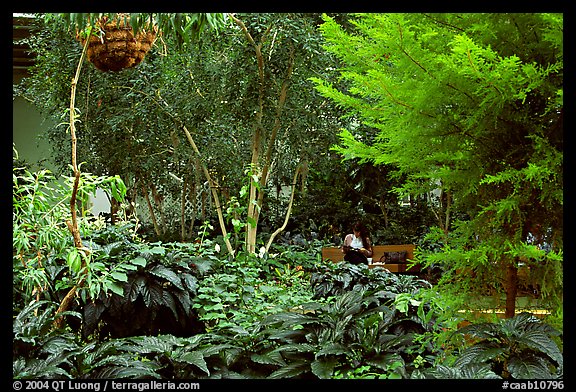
[
  {"left": 76, "top": 14, "right": 157, "bottom": 72},
  {"left": 54, "top": 13, "right": 227, "bottom": 72}
]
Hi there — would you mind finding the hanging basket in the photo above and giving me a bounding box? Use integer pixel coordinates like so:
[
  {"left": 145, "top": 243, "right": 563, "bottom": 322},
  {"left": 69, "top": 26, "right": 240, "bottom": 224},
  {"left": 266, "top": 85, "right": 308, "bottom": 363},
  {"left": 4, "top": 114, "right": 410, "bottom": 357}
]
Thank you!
[{"left": 78, "top": 15, "right": 157, "bottom": 72}]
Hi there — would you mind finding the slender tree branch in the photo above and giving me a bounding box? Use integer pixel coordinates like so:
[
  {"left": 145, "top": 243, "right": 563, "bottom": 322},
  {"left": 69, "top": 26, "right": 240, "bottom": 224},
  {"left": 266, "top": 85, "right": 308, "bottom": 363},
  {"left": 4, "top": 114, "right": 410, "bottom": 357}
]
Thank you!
[
  {"left": 265, "top": 164, "right": 301, "bottom": 252},
  {"left": 54, "top": 28, "right": 92, "bottom": 329}
]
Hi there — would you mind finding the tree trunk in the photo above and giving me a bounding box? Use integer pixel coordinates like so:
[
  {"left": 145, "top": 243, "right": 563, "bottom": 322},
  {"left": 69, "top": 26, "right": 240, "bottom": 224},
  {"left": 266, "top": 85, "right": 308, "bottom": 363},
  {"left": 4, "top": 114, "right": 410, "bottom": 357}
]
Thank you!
[
  {"left": 141, "top": 181, "right": 163, "bottom": 237},
  {"left": 150, "top": 183, "right": 167, "bottom": 234},
  {"left": 180, "top": 125, "right": 235, "bottom": 257},
  {"left": 232, "top": 14, "right": 268, "bottom": 255},
  {"left": 504, "top": 262, "right": 519, "bottom": 318},
  {"left": 110, "top": 197, "right": 119, "bottom": 225},
  {"left": 181, "top": 179, "right": 187, "bottom": 241}
]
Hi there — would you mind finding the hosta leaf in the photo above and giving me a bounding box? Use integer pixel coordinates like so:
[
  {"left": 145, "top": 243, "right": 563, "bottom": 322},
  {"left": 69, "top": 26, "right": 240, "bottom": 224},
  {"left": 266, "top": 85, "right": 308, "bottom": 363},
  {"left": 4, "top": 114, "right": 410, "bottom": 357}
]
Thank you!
[
  {"left": 316, "top": 342, "right": 348, "bottom": 357},
  {"left": 197, "top": 343, "right": 239, "bottom": 359},
  {"left": 41, "top": 335, "right": 79, "bottom": 356},
  {"left": 127, "top": 275, "right": 147, "bottom": 302},
  {"left": 272, "top": 342, "right": 316, "bottom": 354},
  {"left": 454, "top": 345, "right": 506, "bottom": 368},
  {"left": 181, "top": 273, "right": 198, "bottom": 293},
  {"left": 90, "top": 353, "right": 138, "bottom": 369},
  {"left": 161, "top": 290, "right": 179, "bottom": 318},
  {"left": 14, "top": 358, "right": 72, "bottom": 379},
  {"left": 144, "top": 283, "right": 164, "bottom": 307},
  {"left": 262, "top": 311, "right": 318, "bottom": 328},
  {"left": 89, "top": 361, "right": 162, "bottom": 379},
  {"left": 457, "top": 363, "right": 501, "bottom": 379},
  {"left": 175, "top": 290, "right": 192, "bottom": 318},
  {"left": 457, "top": 322, "right": 500, "bottom": 339},
  {"left": 421, "top": 363, "right": 499, "bottom": 379},
  {"left": 126, "top": 335, "right": 178, "bottom": 354},
  {"left": 220, "top": 346, "right": 242, "bottom": 367}
]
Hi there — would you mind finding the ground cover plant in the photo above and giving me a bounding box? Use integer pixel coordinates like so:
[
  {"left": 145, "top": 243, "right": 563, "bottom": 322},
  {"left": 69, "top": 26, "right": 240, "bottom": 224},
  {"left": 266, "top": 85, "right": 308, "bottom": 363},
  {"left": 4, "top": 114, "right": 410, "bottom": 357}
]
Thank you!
[{"left": 13, "top": 178, "right": 563, "bottom": 379}]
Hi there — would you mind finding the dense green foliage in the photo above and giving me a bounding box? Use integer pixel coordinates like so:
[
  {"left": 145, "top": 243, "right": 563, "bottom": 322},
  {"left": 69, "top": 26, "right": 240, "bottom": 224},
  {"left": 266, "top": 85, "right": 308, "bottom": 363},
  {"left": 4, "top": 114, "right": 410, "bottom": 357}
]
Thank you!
[
  {"left": 13, "top": 13, "right": 563, "bottom": 381},
  {"left": 311, "top": 12, "right": 563, "bottom": 320},
  {"left": 12, "top": 156, "right": 563, "bottom": 379}
]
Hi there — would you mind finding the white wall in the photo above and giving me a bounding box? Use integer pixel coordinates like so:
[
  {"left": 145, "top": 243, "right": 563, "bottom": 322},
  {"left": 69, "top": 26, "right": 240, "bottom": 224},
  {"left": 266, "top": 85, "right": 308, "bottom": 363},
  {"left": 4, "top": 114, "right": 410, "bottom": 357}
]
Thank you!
[{"left": 13, "top": 91, "right": 111, "bottom": 216}]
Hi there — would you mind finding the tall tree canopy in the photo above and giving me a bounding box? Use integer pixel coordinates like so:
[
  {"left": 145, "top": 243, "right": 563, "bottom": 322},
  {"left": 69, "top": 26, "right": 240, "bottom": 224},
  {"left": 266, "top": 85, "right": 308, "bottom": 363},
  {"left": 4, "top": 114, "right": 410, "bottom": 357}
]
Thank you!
[
  {"left": 312, "top": 13, "right": 563, "bottom": 318},
  {"left": 16, "top": 13, "right": 345, "bottom": 253}
]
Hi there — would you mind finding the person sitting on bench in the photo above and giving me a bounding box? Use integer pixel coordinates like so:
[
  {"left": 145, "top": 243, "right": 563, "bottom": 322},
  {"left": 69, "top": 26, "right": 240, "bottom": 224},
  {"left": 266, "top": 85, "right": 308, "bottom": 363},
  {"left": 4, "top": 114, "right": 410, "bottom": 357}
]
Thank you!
[{"left": 342, "top": 221, "right": 373, "bottom": 265}]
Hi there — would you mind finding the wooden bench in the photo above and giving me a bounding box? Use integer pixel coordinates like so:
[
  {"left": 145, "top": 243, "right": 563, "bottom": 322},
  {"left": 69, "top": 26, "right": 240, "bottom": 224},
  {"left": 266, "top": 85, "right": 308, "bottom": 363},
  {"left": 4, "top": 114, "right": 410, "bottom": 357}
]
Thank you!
[{"left": 321, "top": 244, "right": 420, "bottom": 273}]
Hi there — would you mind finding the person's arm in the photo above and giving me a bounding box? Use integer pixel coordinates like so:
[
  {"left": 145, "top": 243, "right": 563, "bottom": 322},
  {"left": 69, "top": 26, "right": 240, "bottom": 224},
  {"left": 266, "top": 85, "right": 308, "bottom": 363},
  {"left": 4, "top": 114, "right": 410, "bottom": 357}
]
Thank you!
[
  {"left": 361, "top": 238, "right": 373, "bottom": 257},
  {"left": 341, "top": 234, "right": 353, "bottom": 253}
]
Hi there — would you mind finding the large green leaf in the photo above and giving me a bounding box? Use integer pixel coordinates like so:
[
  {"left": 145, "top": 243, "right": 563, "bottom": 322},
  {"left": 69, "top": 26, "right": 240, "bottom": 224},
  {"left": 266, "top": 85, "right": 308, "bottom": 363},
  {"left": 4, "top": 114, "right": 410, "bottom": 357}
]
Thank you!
[
  {"left": 13, "top": 358, "right": 72, "bottom": 379},
  {"left": 177, "top": 351, "right": 210, "bottom": 376},
  {"left": 454, "top": 345, "right": 507, "bottom": 368},
  {"left": 174, "top": 290, "right": 192, "bottom": 318},
  {"left": 142, "top": 282, "right": 164, "bottom": 308},
  {"left": 161, "top": 290, "right": 179, "bottom": 319},
  {"left": 130, "top": 256, "right": 147, "bottom": 267},
  {"left": 125, "top": 335, "right": 181, "bottom": 354},
  {"left": 507, "top": 355, "right": 557, "bottom": 379},
  {"left": 316, "top": 342, "right": 348, "bottom": 357},
  {"left": 251, "top": 350, "right": 287, "bottom": 366},
  {"left": 310, "top": 357, "right": 339, "bottom": 379},
  {"left": 517, "top": 330, "right": 563, "bottom": 367},
  {"left": 150, "top": 264, "right": 184, "bottom": 290},
  {"left": 88, "top": 361, "right": 162, "bottom": 379},
  {"left": 181, "top": 272, "right": 198, "bottom": 293},
  {"left": 127, "top": 275, "right": 148, "bottom": 302},
  {"left": 267, "top": 360, "right": 309, "bottom": 379}
]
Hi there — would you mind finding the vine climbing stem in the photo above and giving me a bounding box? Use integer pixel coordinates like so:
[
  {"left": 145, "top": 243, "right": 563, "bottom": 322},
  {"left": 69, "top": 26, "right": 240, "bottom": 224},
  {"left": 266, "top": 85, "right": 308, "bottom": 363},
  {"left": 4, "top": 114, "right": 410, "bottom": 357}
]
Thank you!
[{"left": 53, "top": 27, "right": 92, "bottom": 329}]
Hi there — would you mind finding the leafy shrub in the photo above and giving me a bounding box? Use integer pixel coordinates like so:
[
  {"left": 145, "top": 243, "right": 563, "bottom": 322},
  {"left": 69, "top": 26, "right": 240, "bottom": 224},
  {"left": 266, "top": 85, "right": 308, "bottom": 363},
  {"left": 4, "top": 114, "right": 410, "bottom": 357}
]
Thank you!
[
  {"left": 13, "top": 157, "right": 75, "bottom": 309},
  {"left": 257, "top": 286, "right": 438, "bottom": 379},
  {"left": 13, "top": 146, "right": 132, "bottom": 314},
  {"left": 13, "top": 300, "right": 82, "bottom": 379},
  {"left": 310, "top": 261, "right": 431, "bottom": 300},
  {"left": 451, "top": 312, "right": 563, "bottom": 379},
  {"left": 75, "top": 231, "right": 215, "bottom": 339},
  {"left": 14, "top": 301, "right": 189, "bottom": 379}
]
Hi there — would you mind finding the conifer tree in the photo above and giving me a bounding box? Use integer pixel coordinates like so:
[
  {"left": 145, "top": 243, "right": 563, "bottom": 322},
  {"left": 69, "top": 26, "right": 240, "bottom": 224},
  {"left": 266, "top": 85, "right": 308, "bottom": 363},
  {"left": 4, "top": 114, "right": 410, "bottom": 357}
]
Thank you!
[{"left": 312, "top": 13, "right": 563, "bottom": 319}]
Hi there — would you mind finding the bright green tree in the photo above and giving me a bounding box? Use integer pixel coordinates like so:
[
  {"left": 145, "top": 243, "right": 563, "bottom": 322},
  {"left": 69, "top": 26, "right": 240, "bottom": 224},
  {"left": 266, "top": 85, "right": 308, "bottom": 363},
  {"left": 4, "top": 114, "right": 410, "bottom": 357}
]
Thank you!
[{"left": 311, "top": 13, "right": 563, "bottom": 319}]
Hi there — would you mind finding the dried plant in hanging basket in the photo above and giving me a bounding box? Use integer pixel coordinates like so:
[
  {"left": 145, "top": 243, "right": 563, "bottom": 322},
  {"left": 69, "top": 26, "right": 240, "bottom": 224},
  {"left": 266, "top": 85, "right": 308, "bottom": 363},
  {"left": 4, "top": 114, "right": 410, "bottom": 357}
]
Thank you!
[{"left": 78, "top": 15, "right": 157, "bottom": 72}]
